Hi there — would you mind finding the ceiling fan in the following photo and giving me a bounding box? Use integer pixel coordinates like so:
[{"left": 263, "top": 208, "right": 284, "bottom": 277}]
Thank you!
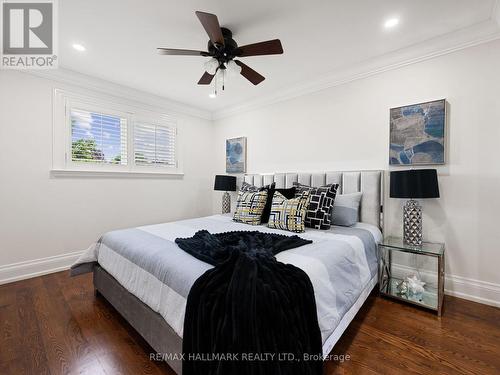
[{"left": 157, "top": 11, "right": 283, "bottom": 93}]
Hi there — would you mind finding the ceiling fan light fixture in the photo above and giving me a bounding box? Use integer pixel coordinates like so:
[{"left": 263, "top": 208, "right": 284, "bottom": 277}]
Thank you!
[
  {"left": 204, "top": 58, "right": 219, "bottom": 75},
  {"left": 226, "top": 60, "right": 242, "bottom": 76},
  {"left": 208, "top": 92, "right": 217, "bottom": 99}
]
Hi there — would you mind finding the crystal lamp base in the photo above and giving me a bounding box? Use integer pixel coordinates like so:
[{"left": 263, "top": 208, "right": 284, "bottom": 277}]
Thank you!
[
  {"left": 222, "top": 192, "right": 231, "bottom": 214},
  {"left": 403, "top": 199, "right": 422, "bottom": 246}
]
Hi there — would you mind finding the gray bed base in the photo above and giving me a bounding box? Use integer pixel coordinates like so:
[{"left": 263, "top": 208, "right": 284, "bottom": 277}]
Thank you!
[{"left": 93, "top": 265, "right": 183, "bottom": 374}]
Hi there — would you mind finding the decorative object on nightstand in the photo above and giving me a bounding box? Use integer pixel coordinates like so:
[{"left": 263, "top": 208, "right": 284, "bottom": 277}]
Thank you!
[
  {"left": 214, "top": 175, "right": 236, "bottom": 214},
  {"left": 378, "top": 237, "right": 445, "bottom": 316},
  {"left": 390, "top": 169, "right": 440, "bottom": 246},
  {"left": 397, "top": 275, "right": 426, "bottom": 295}
]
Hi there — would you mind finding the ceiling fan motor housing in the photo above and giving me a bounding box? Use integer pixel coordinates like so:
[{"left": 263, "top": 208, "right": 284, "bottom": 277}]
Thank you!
[{"left": 208, "top": 27, "right": 238, "bottom": 66}]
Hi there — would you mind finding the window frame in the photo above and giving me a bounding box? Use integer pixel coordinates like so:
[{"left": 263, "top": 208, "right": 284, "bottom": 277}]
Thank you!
[{"left": 52, "top": 89, "right": 182, "bottom": 177}]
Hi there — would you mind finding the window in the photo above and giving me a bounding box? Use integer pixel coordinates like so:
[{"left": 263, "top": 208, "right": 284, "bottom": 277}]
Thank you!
[
  {"left": 134, "top": 123, "right": 177, "bottom": 167},
  {"left": 71, "top": 108, "right": 128, "bottom": 165},
  {"left": 52, "top": 89, "right": 181, "bottom": 176}
]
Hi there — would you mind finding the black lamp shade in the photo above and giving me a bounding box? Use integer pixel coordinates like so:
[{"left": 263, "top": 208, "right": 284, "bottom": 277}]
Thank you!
[
  {"left": 214, "top": 175, "right": 237, "bottom": 192},
  {"left": 390, "top": 169, "right": 440, "bottom": 199}
]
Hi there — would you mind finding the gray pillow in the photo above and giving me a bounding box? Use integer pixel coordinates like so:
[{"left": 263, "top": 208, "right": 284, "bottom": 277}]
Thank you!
[{"left": 331, "top": 192, "right": 362, "bottom": 226}]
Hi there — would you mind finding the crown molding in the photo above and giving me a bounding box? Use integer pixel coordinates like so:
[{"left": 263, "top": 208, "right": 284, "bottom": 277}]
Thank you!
[
  {"left": 213, "top": 19, "right": 500, "bottom": 120},
  {"left": 25, "top": 68, "right": 212, "bottom": 120}
]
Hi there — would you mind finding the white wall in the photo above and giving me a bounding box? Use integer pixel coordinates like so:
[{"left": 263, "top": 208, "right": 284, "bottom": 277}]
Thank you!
[
  {"left": 0, "top": 71, "right": 214, "bottom": 283},
  {"left": 1, "top": 40, "right": 499, "bottom": 306},
  {"left": 213, "top": 40, "right": 500, "bottom": 306}
]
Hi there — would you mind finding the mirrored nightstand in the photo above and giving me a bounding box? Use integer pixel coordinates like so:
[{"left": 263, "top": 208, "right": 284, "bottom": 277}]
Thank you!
[{"left": 378, "top": 236, "right": 445, "bottom": 316}]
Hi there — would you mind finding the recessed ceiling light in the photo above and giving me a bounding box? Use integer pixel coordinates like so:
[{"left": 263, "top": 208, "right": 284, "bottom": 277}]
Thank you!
[
  {"left": 208, "top": 93, "right": 217, "bottom": 99},
  {"left": 384, "top": 18, "right": 400, "bottom": 29},
  {"left": 72, "top": 43, "right": 86, "bottom": 52}
]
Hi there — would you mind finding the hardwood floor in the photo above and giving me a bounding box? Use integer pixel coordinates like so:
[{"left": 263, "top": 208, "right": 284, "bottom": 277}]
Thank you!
[{"left": 1, "top": 271, "right": 499, "bottom": 375}]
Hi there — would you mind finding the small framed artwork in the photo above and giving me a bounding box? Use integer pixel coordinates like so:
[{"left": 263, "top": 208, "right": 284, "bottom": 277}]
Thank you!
[
  {"left": 226, "top": 137, "right": 247, "bottom": 173},
  {"left": 389, "top": 99, "right": 446, "bottom": 165}
]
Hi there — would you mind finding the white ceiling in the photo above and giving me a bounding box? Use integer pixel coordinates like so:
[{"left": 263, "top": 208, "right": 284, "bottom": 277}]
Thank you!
[{"left": 59, "top": 0, "right": 498, "bottom": 113}]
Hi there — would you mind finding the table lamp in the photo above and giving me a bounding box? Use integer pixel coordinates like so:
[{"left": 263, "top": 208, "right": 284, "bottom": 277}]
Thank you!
[
  {"left": 390, "top": 169, "right": 440, "bottom": 246},
  {"left": 214, "top": 175, "right": 237, "bottom": 214}
]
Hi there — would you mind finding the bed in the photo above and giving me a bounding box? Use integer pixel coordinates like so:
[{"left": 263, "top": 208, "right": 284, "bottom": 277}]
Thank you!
[{"left": 73, "top": 170, "right": 384, "bottom": 374}]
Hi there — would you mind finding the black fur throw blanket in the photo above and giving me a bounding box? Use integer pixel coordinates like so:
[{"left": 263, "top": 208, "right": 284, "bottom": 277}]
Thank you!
[{"left": 175, "top": 230, "right": 324, "bottom": 375}]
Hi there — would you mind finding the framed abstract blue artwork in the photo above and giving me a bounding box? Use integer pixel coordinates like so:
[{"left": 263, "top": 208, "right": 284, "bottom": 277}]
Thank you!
[
  {"left": 226, "top": 137, "right": 247, "bottom": 173},
  {"left": 390, "top": 99, "right": 446, "bottom": 165}
]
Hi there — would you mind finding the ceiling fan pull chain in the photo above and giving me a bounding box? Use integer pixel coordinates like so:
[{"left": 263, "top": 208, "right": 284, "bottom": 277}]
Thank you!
[{"left": 214, "top": 73, "right": 218, "bottom": 96}]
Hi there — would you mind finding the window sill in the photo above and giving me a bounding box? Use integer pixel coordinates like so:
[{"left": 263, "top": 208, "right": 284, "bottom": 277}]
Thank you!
[{"left": 50, "top": 169, "right": 184, "bottom": 178}]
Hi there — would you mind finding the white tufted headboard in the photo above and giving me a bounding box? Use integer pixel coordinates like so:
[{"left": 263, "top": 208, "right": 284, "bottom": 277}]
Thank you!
[{"left": 243, "top": 170, "right": 384, "bottom": 230}]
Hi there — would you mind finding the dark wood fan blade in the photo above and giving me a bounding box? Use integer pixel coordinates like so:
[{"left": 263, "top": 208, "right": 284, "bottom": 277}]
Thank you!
[
  {"left": 157, "top": 48, "right": 210, "bottom": 56},
  {"left": 198, "top": 71, "right": 215, "bottom": 85},
  {"left": 195, "top": 11, "right": 224, "bottom": 47},
  {"left": 234, "top": 60, "right": 265, "bottom": 85},
  {"left": 233, "top": 39, "right": 283, "bottom": 57}
]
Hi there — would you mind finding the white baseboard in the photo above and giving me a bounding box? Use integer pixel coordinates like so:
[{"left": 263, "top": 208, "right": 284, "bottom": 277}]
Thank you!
[
  {"left": 0, "top": 251, "right": 83, "bottom": 285},
  {"left": 444, "top": 274, "right": 500, "bottom": 308},
  {"left": 392, "top": 264, "right": 500, "bottom": 308}
]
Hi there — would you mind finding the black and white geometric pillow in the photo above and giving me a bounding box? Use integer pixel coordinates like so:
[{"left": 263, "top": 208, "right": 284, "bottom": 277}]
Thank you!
[
  {"left": 240, "top": 181, "right": 260, "bottom": 193},
  {"left": 293, "top": 182, "right": 339, "bottom": 230},
  {"left": 240, "top": 181, "right": 275, "bottom": 192}
]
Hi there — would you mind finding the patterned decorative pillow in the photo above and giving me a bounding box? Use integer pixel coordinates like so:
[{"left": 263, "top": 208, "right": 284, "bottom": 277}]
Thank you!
[
  {"left": 268, "top": 191, "right": 310, "bottom": 233},
  {"left": 239, "top": 181, "right": 276, "bottom": 223},
  {"left": 233, "top": 191, "right": 268, "bottom": 225},
  {"left": 293, "top": 182, "right": 339, "bottom": 230}
]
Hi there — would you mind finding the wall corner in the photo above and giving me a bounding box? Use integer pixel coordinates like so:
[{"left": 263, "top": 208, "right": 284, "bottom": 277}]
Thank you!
[{"left": 493, "top": 0, "right": 500, "bottom": 26}]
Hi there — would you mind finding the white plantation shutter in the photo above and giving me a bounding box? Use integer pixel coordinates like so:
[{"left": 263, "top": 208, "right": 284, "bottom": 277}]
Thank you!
[
  {"left": 58, "top": 90, "right": 181, "bottom": 175},
  {"left": 134, "top": 122, "right": 177, "bottom": 167},
  {"left": 70, "top": 108, "right": 128, "bottom": 165}
]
